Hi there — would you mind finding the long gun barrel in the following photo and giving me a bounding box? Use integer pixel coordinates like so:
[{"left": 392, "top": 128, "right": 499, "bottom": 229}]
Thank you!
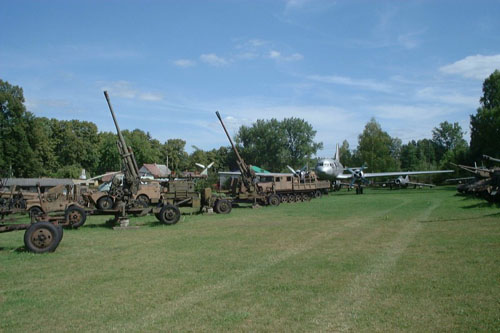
[
  {"left": 104, "top": 91, "right": 140, "bottom": 194},
  {"left": 451, "top": 162, "right": 491, "bottom": 178},
  {"left": 483, "top": 155, "right": 500, "bottom": 163},
  {"left": 215, "top": 111, "right": 255, "bottom": 190}
]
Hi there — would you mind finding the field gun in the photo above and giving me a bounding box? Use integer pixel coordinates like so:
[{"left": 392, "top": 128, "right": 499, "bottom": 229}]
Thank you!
[
  {"left": 451, "top": 160, "right": 500, "bottom": 202},
  {"left": 104, "top": 91, "right": 141, "bottom": 204},
  {"left": 215, "top": 111, "right": 258, "bottom": 195}
]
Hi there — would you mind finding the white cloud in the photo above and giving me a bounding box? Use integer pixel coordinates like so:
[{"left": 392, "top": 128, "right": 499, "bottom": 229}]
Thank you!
[
  {"left": 99, "top": 81, "right": 163, "bottom": 102},
  {"left": 307, "top": 74, "right": 391, "bottom": 92},
  {"left": 440, "top": 54, "right": 500, "bottom": 80},
  {"left": 269, "top": 50, "right": 303, "bottom": 62},
  {"left": 173, "top": 59, "right": 196, "bottom": 67},
  {"left": 416, "top": 87, "right": 477, "bottom": 108},
  {"left": 101, "top": 80, "right": 137, "bottom": 98},
  {"left": 397, "top": 30, "right": 425, "bottom": 50},
  {"left": 200, "top": 53, "right": 228, "bottom": 66},
  {"left": 140, "top": 92, "right": 163, "bottom": 102}
]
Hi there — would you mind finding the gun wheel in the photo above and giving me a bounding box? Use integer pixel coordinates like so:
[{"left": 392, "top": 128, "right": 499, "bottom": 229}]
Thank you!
[
  {"left": 24, "top": 222, "right": 62, "bottom": 253},
  {"left": 159, "top": 204, "right": 181, "bottom": 224},
  {"left": 65, "top": 206, "right": 87, "bottom": 228},
  {"left": 215, "top": 199, "right": 232, "bottom": 214},
  {"left": 268, "top": 194, "right": 280, "bottom": 207},
  {"left": 97, "top": 196, "right": 113, "bottom": 210}
]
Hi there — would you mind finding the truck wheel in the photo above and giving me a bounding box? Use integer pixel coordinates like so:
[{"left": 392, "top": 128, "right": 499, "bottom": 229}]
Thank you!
[
  {"left": 288, "top": 194, "right": 296, "bottom": 203},
  {"left": 303, "top": 193, "right": 311, "bottom": 201},
  {"left": 136, "top": 194, "right": 150, "bottom": 207},
  {"left": 215, "top": 199, "right": 232, "bottom": 214},
  {"left": 314, "top": 190, "right": 322, "bottom": 198},
  {"left": 295, "top": 194, "right": 302, "bottom": 202},
  {"left": 159, "top": 204, "right": 180, "bottom": 225},
  {"left": 97, "top": 196, "right": 113, "bottom": 210},
  {"left": 281, "top": 195, "right": 289, "bottom": 203},
  {"left": 65, "top": 206, "right": 87, "bottom": 228},
  {"left": 24, "top": 222, "right": 61, "bottom": 253},
  {"left": 29, "top": 206, "right": 44, "bottom": 218},
  {"left": 268, "top": 194, "right": 280, "bottom": 207}
]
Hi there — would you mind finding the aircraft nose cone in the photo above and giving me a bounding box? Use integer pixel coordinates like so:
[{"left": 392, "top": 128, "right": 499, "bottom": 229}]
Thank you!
[{"left": 316, "top": 166, "right": 328, "bottom": 176}]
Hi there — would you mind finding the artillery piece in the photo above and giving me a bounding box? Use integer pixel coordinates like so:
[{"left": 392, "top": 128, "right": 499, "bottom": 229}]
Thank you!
[
  {"left": 215, "top": 111, "right": 330, "bottom": 209},
  {"left": 452, "top": 156, "right": 500, "bottom": 203}
]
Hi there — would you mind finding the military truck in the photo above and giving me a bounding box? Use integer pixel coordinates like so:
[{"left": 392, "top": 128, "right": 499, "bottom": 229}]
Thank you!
[{"left": 25, "top": 184, "right": 88, "bottom": 228}]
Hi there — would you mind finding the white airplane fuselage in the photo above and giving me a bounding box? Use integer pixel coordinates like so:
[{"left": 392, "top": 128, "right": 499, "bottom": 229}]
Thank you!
[{"left": 315, "top": 158, "right": 345, "bottom": 180}]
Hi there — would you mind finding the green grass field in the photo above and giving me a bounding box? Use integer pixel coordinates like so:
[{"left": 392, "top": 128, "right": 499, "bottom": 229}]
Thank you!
[{"left": 1, "top": 187, "right": 499, "bottom": 332}]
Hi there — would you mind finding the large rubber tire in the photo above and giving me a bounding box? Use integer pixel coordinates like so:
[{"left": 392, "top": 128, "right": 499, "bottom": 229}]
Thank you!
[
  {"left": 215, "top": 199, "right": 232, "bottom": 214},
  {"left": 268, "top": 194, "right": 280, "bottom": 207},
  {"left": 314, "top": 190, "right": 322, "bottom": 199},
  {"left": 97, "top": 196, "right": 114, "bottom": 210},
  {"left": 158, "top": 204, "right": 181, "bottom": 225},
  {"left": 136, "top": 194, "right": 150, "bottom": 208},
  {"left": 65, "top": 206, "right": 87, "bottom": 228},
  {"left": 24, "top": 222, "right": 61, "bottom": 253}
]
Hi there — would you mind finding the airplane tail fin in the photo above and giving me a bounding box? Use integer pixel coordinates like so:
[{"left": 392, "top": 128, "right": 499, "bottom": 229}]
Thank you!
[{"left": 334, "top": 143, "right": 340, "bottom": 162}]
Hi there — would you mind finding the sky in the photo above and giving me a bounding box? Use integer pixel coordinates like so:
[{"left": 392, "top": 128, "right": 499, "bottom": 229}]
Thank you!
[{"left": 1, "top": 0, "right": 500, "bottom": 156}]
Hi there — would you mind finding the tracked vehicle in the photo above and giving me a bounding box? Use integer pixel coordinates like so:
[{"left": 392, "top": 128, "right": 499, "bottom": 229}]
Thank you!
[{"left": 215, "top": 111, "right": 330, "bottom": 211}]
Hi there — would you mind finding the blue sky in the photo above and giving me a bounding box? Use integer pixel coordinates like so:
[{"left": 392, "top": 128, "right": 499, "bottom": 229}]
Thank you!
[{"left": 1, "top": 0, "right": 500, "bottom": 155}]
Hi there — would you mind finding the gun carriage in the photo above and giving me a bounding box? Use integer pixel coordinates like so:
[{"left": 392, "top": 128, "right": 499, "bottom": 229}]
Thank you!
[{"left": 453, "top": 155, "right": 500, "bottom": 203}]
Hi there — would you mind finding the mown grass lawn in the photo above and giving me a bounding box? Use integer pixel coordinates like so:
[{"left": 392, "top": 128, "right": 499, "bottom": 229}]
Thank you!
[{"left": 1, "top": 187, "right": 499, "bottom": 332}]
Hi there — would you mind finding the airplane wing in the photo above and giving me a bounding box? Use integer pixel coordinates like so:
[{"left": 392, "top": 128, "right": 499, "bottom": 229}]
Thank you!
[
  {"left": 218, "top": 171, "right": 293, "bottom": 177},
  {"left": 363, "top": 170, "right": 453, "bottom": 178},
  {"left": 336, "top": 174, "right": 353, "bottom": 179},
  {"left": 407, "top": 181, "right": 434, "bottom": 187}
]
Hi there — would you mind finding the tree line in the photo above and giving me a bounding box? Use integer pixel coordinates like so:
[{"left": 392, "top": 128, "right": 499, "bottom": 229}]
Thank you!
[{"left": 1, "top": 70, "right": 499, "bottom": 179}]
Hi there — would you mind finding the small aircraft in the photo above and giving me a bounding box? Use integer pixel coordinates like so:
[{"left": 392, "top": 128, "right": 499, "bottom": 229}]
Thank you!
[
  {"left": 373, "top": 175, "right": 434, "bottom": 189},
  {"left": 315, "top": 143, "right": 453, "bottom": 194}
]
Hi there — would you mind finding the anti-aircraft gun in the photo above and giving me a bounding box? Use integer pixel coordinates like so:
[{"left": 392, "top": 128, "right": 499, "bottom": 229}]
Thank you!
[
  {"left": 452, "top": 158, "right": 500, "bottom": 203},
  {"left": 215, "top": 111, "right": 258, "bottom": 196},
  {"left": 483, "top": 155, "right": 500, "bottom": 164},
  {"left": 104, "top": 91, "right": 141, "bottom": 206}
]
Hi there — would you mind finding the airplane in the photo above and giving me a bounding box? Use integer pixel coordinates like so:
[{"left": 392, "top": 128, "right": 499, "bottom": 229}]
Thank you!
[
  {"left": 315, "top": 143, "right": 454, "bottom": 194},
  {"left": 372, "top": 175, "right": 435, "bottom": 189}
]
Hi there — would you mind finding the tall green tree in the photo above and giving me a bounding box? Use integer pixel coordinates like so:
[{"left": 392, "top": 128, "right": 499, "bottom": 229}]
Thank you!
[
  {"left": 355, "top": 118, "right": 399, "bottom": 172},
  {"left": 123, "top": 129, "right": 162, "bottom": 168},
  {"left": 0, "top": 80, "right": 42, "bottom": 177},
  {"left": 163, "top": 139, "right": 188, "bottom": 173},
  {"left": 338, "top": 140, "right": 354, "bottom": 167},
  {"left": 235, "top": 118, "right": 322, "bottom": 172},
  {"left": 431, "top": 121, "right": 468, "bottom": 168},
  {"left": 470, "top": 70, "right": 500, "bottom": 160},
  {"left": 95, "top": 131, "right": 121, "bottom": 175}
]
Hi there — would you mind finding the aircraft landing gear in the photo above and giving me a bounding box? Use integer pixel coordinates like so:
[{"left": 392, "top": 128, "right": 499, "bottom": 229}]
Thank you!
[{"left": 355, "top": 186, "right": 364, "bottom": 195}]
